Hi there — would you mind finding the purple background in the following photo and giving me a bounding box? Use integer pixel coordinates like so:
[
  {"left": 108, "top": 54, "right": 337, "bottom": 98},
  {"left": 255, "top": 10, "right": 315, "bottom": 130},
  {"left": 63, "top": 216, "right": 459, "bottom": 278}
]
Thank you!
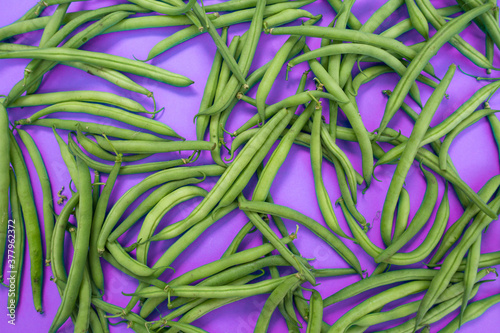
[{"left": 1, "top": 0, "right": 500, "bottom": 332}]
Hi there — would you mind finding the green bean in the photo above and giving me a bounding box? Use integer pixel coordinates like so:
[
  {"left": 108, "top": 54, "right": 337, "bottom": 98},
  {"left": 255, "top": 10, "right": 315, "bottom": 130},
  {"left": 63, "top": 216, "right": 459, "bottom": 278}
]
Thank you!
[
  {"left": 75, "top": 130, "right": 151, "bottom": 163},
  {"left": 328, "top": 280, "right": 432, "bottom": 332},
  {"left": 26, "top": 10, "right": 134, "bottom": 95},
  {"left": 128, "top": 0, "right": 195, "bottom": 15},
  {"left": 416, "top": 0, "right": 497, "bottom": 70},
  {"left": 51, "top": 193, "right": 79, "bottom": 288},
  {"left": 454, "top": 251, "right": 500, "bottom": 271},
  {"left": 216, "top": 107, "right": 295, "bottom": 208},
  {"left": 440, "top": 291, "right": 500, "bottom": 332},
  {"left": 95, "top": 137, "right": 214, "bottom": 154},
  {"left": 386, "top": 282, "right": 483, "bottom": 333},
  {"left": 49, "top": 156, "right": 93, "bottom": 332},
  {"left": 352, "top": 274, "right": 491, "bottom": 329},
  {"left": 150, "top": 108, "right": 290, "bottom": 242},
  {"left": 292, "top": 43, "right": 424, "bottom": 107},
  {"left": 0, "top": 47, "right": 193, "bottom": 88},
  {"left": 460, "top": 233, "right": 482, "bottom": 326},
  {"left": 74, "top": 267, "right": 92, "bottom": 333},
  {"left": 338, "top": 0, "right": 408, "bottom": 90},
  {"left": 30, "top": 118, "right": 164, "bottom": 141},
  {"left": 148, "top": 274, "right": 261, "bottom": 330},
  {"left": 136, "top": 186, "right": 208, "bottom": 264},
  {"left": 324, "top": 268, "right": 463, "bottom": 307},
  {"left": 6, "top": 169, "right": 24, "bottom": 309},
  {"left": 64, "top": 61, "right": 153, "bottom": 97},
  {"left": 67, "top": 133, "right": 190, "bottom": 174},
  {"left": 221, "top": 221, "right": 255, "bottom": 258},
  {"left": 16, "top": 101, "right": 182, "bottom": 139},
  {"left": 9, "top": 132, "right": 43, "bottom": 313},
  {"left": 242, "top": 201, "right": 315, "bottom": 284},
  {"left": 204, "top": 0, "right": 286, "bottom": 12},
  {"left": 264, "top": 9, "right": 318, "bottom": 31},
  {"left": 459, "top": 0, "right": 500, "bottom": 51},
  {"left": 17, "top": 129, "right": 54, "bottom": 266},
  {"left": 89, "top": 154, "right": 121, "bottom": 291},
  {"left": 310, "top": 102, "right": 351, "bottom": 239},
  {"left": 379, "top": 64, "right": 456, "bottom": 246},
  {"left": 256, "top": 22, "right": 305, "bottom": 124},
  {"left": 199, "top": 0, "right": 266, "bottom": 117},
  {"left": 140, "top": 240, "right": 289, "bottom": 317},
  {"left": 0, "top": 104, "right": 9, "bottom": 279},
  {"left": 91, "top": 298, "right": 148, "bottom": 328},
  {"left": 128, "top": 274, "right": 291, "bottom": 299},
  {"left": 302, "top": 49, "right": 374, "bottom": 187},
  {"left": 97, "top": 164, "right": 225, "bottom": 254},
  {"left": 255, "top": 274, "right": 303, "bottom": 332},
  {"left": 306, "top": 289, "right": 324, "bottom": 333},
  {"left": 196, "top": 30, "right": 225, "bottom": 142},
  {"left": 415, "top": 195, "right": 500, "bottom": 329},
  {"left": 429, "top": 174, "right": 500, "bottom": 265},
  {"left": 325, "top": 0, "right": 362, "bottom": 29},
  {"left": 377, "top": 3, "right": 494, "bottom": 139},
  {"left": 406, "top": 0, "right": 429, "bottom": 39},
  {"left": 376, "top": 165, "right": 439, "bottom": 263},
  {"left": 6, "top": 90, "right": 151, "bottom": 114},
  {"left": 239, "top": 200, "right": 363, "bottom": 276},
  {"left": 439, "top": 108, "right": 499, "bottom": 170},
  {"left": 28, "top": 2, "right": 70, "bottom": 93},
  {"left": 235, "top": 90, "right": 345, "bottom": 136},
  {"left": 108, "top": 177, "right": 204, "bottom": 242},
  {"left": 106, "top": 240, "right": 161, "bottom": 278},
  {"left": 392, "top": 188, "right": 410, "bottom": 242},
  {"left": 270, "top": 26, "right": 435, "bottom": 77}
]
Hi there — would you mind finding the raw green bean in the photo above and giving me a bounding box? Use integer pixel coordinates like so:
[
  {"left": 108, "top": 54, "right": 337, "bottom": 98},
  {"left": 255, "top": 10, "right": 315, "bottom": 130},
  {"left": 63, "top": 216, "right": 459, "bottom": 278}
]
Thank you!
[
  {"left": 16, "top": 101, "right": 182, "bottom": 139},
  {"left": 393, "top": 188, "right": 410, "bottom": 242},
  {"left": 49, "top": 156, "right": 93, "bottom": 332},
  {"left": 9, "top": 132, "right": 43, "bottom": 313},
  {"left": 460, "top": 233, "right": 482, "bottom": 326},
  {"left": 377, "top": 3, "right": 494, "bottom": 139},
  {"left": 89, "top": 154, "right": 122, "bottom": 291},
  {"left": 6, "top": 169, "right": 24, "bottom": 309},
  {"left": 6, "top": 90, "right": 151, "bottom": 113},
  {"left": 238, "top": 200, "right": 363, "bottom": 275},
  {"left": 307, "top": 289, "right": 324, "bottom": 333},
  {"left": 379, "top": 64, "right": 456, "bottom": 247},
  {"left": 0, "top": 104, "right": 9, "bottom": 279},
  {"left": 17, "top": 129, "right": 54, "bottom": 265},
  {"left": 128, "top": 0, "right": 196, "bottom": 15}
]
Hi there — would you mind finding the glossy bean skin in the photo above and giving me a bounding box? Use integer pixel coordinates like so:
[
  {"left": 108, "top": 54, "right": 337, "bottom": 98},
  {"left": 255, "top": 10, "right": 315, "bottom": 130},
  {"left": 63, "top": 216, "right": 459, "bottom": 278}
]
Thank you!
[
  {"left": 415, "top": 196, "right": 500, "bottom": 329},
  {"left": 7, "top": 169, "right": 25, "bottom": 309},
  {"left": 27, "top": 118, "right": 165, "bottom": 141},
  {"left": 5, "top": 90, "right": 150, "bottom": 113},
  {"left": 307, "top": 289, "right": 324, "bottom": 333},
  {"left": 0, "top": 47, "right": 194, "bottom": 88},
  {"left": 323, "top": 269, "right": 463, "bottom": 307},
  {"left": 238, "top": 200, "right": 363, "bottom": 276},
  {"left": 310, "top": 103, "right": 351, "bottom": 239},
  {"left": 0, "top": 104, "right": 9, "bottom": 279},
  {"left": 254, "top": 274, "right": 303, "bottom": 332},
  {"left": 16, "top": 101, "right": 182, "bottom": 139},
  {"left": 17, "top": 129, "right": 55, "bottom": 266},
  {"left": 327, "top": 281, "right": 432, "bottom": 332},
  {"left": 136, "top": 186, "right": 208, "bottom": 264},
  {"left": 460, "top": 233, "right": 482, "bottom": 325},
  {"left": 49, "top": 156, "right": 93, "bottom": 332},
  {"left": 89, "top": 155, "right": 121, "bottom": 291},
  {"left": 108, "top": 177, "right": 204, "bottom": 242},
  {"left": 439, "top": 108, "right": 499, "bottom": 170},
  {"left": 377, "top": 3, "right": 494, "bottom": 139},
  {"left": 149, "top": 108, "right": 290, "bottom": 242},
  {"left": 429, "top": 174, "right": 500, "bottom": 265},
  {"left": 376, "top": 166, "right": 439, "bottom": 263},
  {"left": 96, "top": 164, "right": 225, "bottom": 253},
  {"left": 392, "top": 187, "right": 410, "bottom": 242},
  {"left": 379, "top": 64, "right": 456, "bottom": 246},
  {"left": 9, "top": 132, "right": 43, "bottom": 313}
]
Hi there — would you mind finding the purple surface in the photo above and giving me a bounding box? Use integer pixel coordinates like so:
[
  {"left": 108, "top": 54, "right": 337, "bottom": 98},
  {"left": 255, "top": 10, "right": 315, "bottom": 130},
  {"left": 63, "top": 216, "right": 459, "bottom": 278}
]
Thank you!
[{"left": 0, "top": 0, "right": 500, "bottom": 332}]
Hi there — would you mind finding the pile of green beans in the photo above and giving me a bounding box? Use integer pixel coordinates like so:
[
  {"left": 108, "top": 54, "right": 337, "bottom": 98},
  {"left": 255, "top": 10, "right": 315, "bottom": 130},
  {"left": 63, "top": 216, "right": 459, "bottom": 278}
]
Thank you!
[{"left": 1, "top": 0, "right": 500, "bottom": 332}]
